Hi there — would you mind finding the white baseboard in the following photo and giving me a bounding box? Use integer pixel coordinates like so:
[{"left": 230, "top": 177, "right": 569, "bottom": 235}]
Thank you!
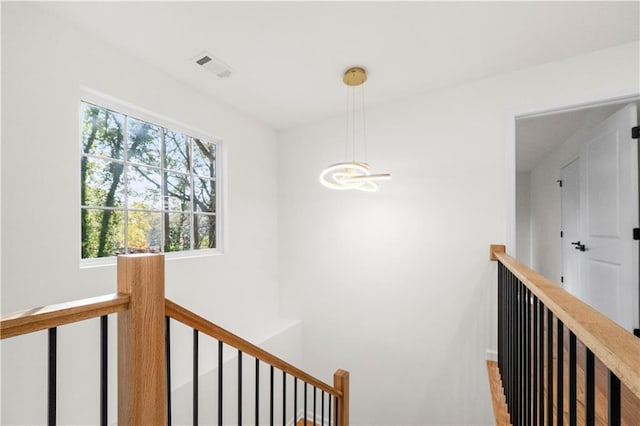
[{"left": 486, "top": 349, "right": 498, "bottom": 361}]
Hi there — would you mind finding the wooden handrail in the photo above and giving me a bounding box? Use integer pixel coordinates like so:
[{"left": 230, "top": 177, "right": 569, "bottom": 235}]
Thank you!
[
  {"left": 0, "top": 293, "right": 130, "bottom": 340},
  {"left": 165, "top": 298, "right": 342, "bottom": 397},
  {"left": 490, "top": 246, "right": 640, "bottom": 400}
]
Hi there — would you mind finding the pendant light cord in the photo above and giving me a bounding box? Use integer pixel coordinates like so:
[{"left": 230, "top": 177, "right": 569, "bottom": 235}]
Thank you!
[
  {"left": 342, "top": 70, "right": 368, "bottom": 163},
  {"left": 352, "top": 85, "right": 356, "bottom": 162},
  {"left": 344, "top": 85, "right": 350, "bottom": 161},
  {"left": 362, "top": 84, "right": 367, "bottom": 163}
]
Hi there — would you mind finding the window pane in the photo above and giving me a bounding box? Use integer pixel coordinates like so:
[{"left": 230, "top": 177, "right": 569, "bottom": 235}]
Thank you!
[
  {"left": 164, "top": 130, "right": 189, "bottom": 173},
  {"left": 81, "top": 101, "right": 220, "bottom": 259},
  {"left": 127, "top": 117, "right": 161, "bottom": 167},
  {"left": 165, "top": 172, "right": 191, "bottom": 211},
  {"left": 128, "top": 165, "right": 161, "bottom": 210},
  {"left": 81, "top": 208, "right": 125, "bottom": 258},
  {"left": 192, "top": 138, "right": 216, "bottom": 178},
  {"left": 127, "top": 210, "right": 162, "bottom": 254},
  {"left": 81, "top": 103, "right": 125, "bottom": 159},
  {"left": 193, "top": 177, "right": 215, "bottom": 213},
  {"left": 165, "top": 213, "right": 191, "bottom": 252},
  {"left": 193, "top": 214, "right": 215, "bottom": 249},
  {"left": 81, "top": 157, "right": 125, "bottom": 207}
]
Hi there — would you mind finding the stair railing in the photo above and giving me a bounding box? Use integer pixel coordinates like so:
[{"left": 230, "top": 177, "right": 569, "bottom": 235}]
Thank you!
[
  {"left": 489, "top": 244, "right": 640, "bottom": 425},
  {"left": 1, "top": 254, "right": 349, "bottom": 426},
  {"left": 1, "top": 293, "right": 129, "bottom": 425}
]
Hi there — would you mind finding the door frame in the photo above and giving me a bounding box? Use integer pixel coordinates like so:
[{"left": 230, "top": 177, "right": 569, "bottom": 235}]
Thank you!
[
  {"left": 506, "top": 93, "right": 640, "bottom": 258},
  {"left": 507, "top": 92, "right": 640, "bottom": 327}
]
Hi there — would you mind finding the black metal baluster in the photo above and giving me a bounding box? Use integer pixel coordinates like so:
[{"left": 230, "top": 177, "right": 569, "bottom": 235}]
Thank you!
[
  {"left": 608, "top": 371, "right": 621, "bottom": 426},
  {"left": 218, "top": 340, "right": 223, "bottom": 426},
  {"left": 506, "top": 264, "right": 510, "bottom": 423},
  {"left": 519, "top": 281, "right": 524, "bottom": 425},
  {"left": 100, "top": 316, "right": 108, "bottom": 426},
  {"left": 515, "top": 279, "right": 519, "bottom": 425},
  {"left": 585, "top": 348, "right": 595, "bottom": 426},
  {"left": 322, "top": 390, "right": 325, "bottom": 426},
  {"left": 238, "top": 350, "right": 242, "bottom": 426},
  {"left": 498, "top": 263, "right": 501, "bottom": 371},
  {"left": 282, "top": 372, "right": 286, "bottom": 426},
  {"left": 313, "top": 386, "right": 317, "bottom": 425},
  {"left": 255, "top": 359, "right": 260, "bottom": 426},
  {"left": 569, "top": 331, "right": 576, "bottom": 426},
  {"left": 328, "top": 394, "right": 332, "bottom": 426},
  {"left": 270, "top": 365, "right": 274, "bottom": 426},
  {"left": 507, "top": 270, "right": 512, "bottom": 422},
  {"left": 514, "top": 277, "right": 519, "bottom": 424},
  {"left": 523, "top": 281, "right": 527, "bottom": 425},
  {"left": 48, "top": 327, "right": 57, "bottom": 426},
  {"left": 547, "top": 309, "right": 553, "bottom": 426},
  {"left": 498, "top": 262, "right": 502, "bottom": 375},
  {"left": 294, "top": 377, "right": 298, "bottom": 424},
  {"left": 512, "top": 272, "right": 517, "bottom": 423},
  {"left": 523, "top": 284, "right": 527, "bottom": 426},
  {"left": 538, "top": 301, "right": 544, "bottom": 426},
  {"left": 194, "top": 330, "right": 199, "bottom": 426},
  {"left": 505, "top": 270, "right": 509, "bottom": 420},
  {"left": 532, "top": 296, "right": 538, "bottom": 426},
  {"left": 525, "top": 289, "right": 534, "bottom": 426},
  {"left": 513, "top": 273, "right": 517, "bottom": 424},
  {"left": 166, "top": 317, "right": 172, "bottom": 426},
  {"left": 514, "top": 278, "right": 519, "bottom": 425},
  {"left": 304, "top": 382, "right": 308, "bottom": 425},
  {"left": 502, "top": 264, "right": 507, "bottom": 418},
  {"left": 556, "top": 319, "right": 564, "bottom": 426}
]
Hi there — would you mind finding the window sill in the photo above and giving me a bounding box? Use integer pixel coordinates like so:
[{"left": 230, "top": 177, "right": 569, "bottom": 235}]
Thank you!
[{"left": 80, "top": 248, "right": 224, "bottom": 269}]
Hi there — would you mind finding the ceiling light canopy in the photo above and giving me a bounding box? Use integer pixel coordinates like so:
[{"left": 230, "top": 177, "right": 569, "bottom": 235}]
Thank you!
[{"left": 319, "top": 67, "right": 391, "bottom": 192}]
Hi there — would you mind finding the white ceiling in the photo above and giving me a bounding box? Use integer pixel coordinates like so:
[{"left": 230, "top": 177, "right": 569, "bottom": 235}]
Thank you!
[{"left": 43, "top": 1, "right": 639, "bottom": 130}]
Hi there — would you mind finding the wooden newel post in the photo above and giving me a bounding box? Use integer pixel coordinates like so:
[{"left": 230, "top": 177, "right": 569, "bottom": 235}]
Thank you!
[
  {"left": 334, "top": 369, "right": 350, "bottom": 426},
  {"left": 117, "top": 254, "right": 166, "bottom": 425}
]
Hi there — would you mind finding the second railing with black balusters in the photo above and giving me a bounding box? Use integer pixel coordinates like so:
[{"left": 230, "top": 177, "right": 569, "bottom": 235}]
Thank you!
[
  {"left": 489, "top": 244, "right": 640, "bottom": 426},
  {"left": 165, "top": 298, "right": 348, "bottom": 426},
  {"left": 0, "top": 254, "right": 350, "bottom": 426}
]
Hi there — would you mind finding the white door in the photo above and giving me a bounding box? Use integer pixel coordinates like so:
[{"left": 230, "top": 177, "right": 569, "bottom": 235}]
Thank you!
[
  {"left": 578, "top": 103, "right": 638, "bottom": 331},
  {"left": 561, "top": 158, "right": 580, "bottom": 295}
]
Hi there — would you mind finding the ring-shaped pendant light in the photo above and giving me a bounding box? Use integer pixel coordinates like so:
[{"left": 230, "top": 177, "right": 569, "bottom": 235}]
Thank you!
[{"left": 319, "top": 67, "right": 391, "bottom": 192}]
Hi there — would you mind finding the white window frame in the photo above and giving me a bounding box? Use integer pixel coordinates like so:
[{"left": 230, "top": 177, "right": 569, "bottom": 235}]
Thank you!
[{"left": 79, "top": 88, "right": 224, "bottom": 267}]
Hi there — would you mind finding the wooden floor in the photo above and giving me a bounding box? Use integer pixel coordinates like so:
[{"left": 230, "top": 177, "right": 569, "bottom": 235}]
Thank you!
[{"left": 490, "top": 316, "right": 640, "bottom": 425}]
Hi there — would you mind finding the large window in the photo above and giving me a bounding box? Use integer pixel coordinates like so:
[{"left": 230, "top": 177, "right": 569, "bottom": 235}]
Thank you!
[{"left": 80, "top": 100, "right": 220, "bottom": 260}]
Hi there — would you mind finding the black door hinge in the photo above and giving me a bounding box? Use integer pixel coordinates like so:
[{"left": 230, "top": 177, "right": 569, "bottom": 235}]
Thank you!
[
  {"left": 560, "top": 231, "right": 563, "bottom": 238},
  {"left": 634, "top": 228, "right": 640, "bottom": 240},
  {"left": 560, "top": 276, "right": 564, "bottom": 283},
  {"left": 557, "top": 179, "right": 563, "bottom": 187},
  {"left": 632, "top": 126, "right": 639, "bottom": 139}
]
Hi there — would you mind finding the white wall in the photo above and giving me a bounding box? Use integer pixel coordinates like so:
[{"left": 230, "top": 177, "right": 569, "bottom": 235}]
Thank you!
[
  {"left": 1, "top": 3, "right": 290, "bottom": 425},
  {"left": 277, "top": 42, "right": 639, "bottom": 425},
  {"left": 516, "top": 172, "right": 532, "bottom": 266}
]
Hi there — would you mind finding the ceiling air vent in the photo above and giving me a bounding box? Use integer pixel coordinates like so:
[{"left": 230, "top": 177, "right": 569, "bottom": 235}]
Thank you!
[{"left": 193, "top": 52, "right": 233, "bottom": 79}]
